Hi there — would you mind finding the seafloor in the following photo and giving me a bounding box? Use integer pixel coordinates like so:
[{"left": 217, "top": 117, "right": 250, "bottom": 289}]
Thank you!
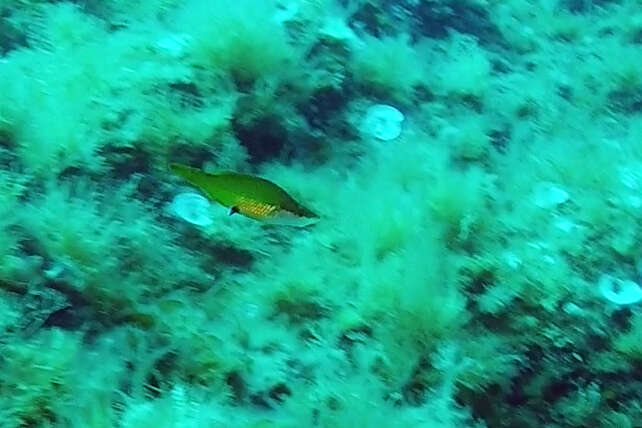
[{"left": 1, "top": 0, "right": 641, "bottom": 427}]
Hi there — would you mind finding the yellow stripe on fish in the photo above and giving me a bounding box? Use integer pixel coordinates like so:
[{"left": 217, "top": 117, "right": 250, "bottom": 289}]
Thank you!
[{"left": 233, "top": 196, "right": 278, "bottom": 220}]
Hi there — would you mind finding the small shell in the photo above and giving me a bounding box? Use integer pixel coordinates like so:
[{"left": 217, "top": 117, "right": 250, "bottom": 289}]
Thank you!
[
  {"left": 553, "top": 216, "right": 576, "bottom": 232},
  {"left": 362, "top": 104, "right": 405, "bottom": 141},
  {"left": 155, "top": 33, "right": 192, "bottom": 58},
  {"left": 532, "top": 182, "right": 569, "bottom": 209},
  {"left": 170, "top": 192, "right": 213, "bottom": 227},
  {"left": 598, "top": 274, "right": 642, "bottom": 305}
]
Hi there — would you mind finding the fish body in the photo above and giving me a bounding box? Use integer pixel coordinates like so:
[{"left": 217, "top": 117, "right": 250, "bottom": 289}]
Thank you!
[{"left": 169, "top": 163, "right": 319, "bottom": 226}]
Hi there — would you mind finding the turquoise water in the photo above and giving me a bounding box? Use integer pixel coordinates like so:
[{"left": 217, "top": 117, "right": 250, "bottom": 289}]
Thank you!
[{"left": 0, "top": 0, "right": 641, "bottom": 426}]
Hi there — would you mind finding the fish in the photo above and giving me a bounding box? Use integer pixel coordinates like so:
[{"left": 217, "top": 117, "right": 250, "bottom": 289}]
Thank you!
[{"left": 169, "top": 163, "right": 319, "bottom": 227}]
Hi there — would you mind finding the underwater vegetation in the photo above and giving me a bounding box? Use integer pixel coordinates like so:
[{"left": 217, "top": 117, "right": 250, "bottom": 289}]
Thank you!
[{"left": 1, "top": 0, "right": 642, "bottom": 427}]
